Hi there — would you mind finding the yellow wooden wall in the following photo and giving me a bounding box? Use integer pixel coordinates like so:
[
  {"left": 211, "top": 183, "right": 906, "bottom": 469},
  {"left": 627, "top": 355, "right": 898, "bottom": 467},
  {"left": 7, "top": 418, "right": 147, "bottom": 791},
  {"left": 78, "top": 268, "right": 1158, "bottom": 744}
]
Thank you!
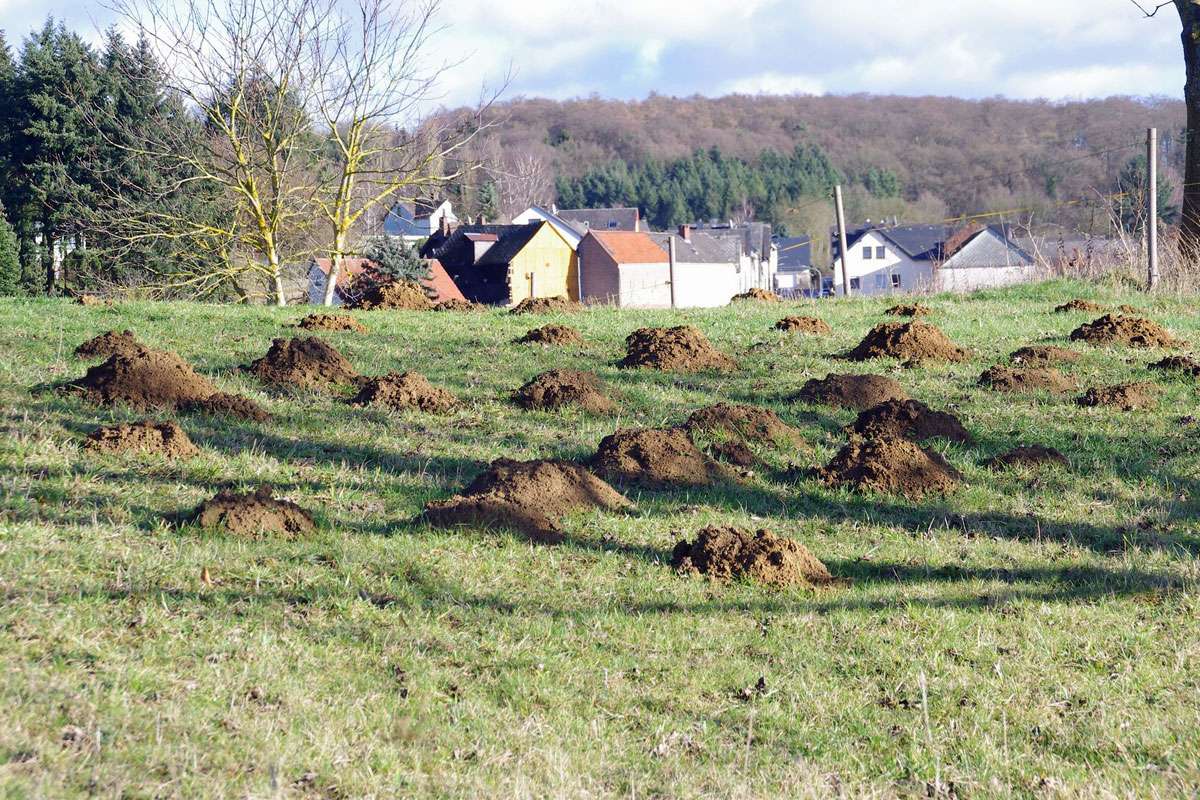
[{"left": 506, "top": 223, "right": 579, "bottom": 305}]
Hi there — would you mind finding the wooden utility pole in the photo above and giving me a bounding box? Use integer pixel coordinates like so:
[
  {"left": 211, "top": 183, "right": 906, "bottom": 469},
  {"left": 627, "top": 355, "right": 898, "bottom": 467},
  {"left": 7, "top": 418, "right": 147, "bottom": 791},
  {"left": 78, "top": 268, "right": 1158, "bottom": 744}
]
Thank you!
[
  {"left": 1148, "top": 127, "right": 1160, "bottom": 290},
  {"left": 668, "top": 235, "right": 678, "bottom": 308},
  {"left": 833, "top": 185, "right": 852, "bottom": 297}
]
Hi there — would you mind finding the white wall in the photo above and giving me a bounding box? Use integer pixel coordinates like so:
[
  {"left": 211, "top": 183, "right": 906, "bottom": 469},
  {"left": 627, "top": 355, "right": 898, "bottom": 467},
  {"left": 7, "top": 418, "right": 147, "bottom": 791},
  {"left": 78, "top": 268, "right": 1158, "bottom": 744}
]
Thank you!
[
  {"left": 617, "top": 263, "right": 672, "bottom": 308},
  {"left": 832, "top": 231, "right": 933, "bottom": 296},
  {"left": 936, "top": 264, "right": 1040, "bottom": 292},
  {"left": 672, "top": 262, "right": 743, "bottom": 308}
]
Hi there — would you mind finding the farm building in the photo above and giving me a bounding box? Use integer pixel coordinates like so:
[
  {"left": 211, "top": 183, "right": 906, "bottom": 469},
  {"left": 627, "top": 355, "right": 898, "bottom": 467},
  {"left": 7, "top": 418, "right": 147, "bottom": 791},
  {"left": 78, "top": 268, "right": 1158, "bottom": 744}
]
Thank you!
[
  {"left": 306, "top": 257, "right": 465, "bottom": 305},
  {"left": 421, "top": 221, "right": 579, "bottom": 306},
  {"left": 577, "top": 230, "right": 671, "bottom": 307}
]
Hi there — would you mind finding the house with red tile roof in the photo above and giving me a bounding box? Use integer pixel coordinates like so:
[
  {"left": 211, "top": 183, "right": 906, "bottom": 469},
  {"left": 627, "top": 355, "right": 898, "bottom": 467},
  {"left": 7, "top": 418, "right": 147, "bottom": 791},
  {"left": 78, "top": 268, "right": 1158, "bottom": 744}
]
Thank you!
[{"left": 577, "top": 230, "right": 671, "bottom": 307}]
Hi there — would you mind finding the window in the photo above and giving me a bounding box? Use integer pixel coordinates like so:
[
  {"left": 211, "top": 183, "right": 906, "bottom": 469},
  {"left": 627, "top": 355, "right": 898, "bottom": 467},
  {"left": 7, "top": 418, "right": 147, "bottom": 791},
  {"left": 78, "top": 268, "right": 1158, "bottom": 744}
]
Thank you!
[
  {"left": 891, "top": 274, "right": 902, "bottom": 288},
  {"left": 849, "top": 277, "right": 861, "bottom": 290},
  {"left": 874, "top": 274, "right": 887, "bottom": 289},
  {"left": 862, "top": 247, "right": 873, "bottom": 260},
  {"left": 607, "top": 220, "right": 618, "bottom": 229},
  {"left": 876, "top": 246, "right": 886, "bottom": 259}
]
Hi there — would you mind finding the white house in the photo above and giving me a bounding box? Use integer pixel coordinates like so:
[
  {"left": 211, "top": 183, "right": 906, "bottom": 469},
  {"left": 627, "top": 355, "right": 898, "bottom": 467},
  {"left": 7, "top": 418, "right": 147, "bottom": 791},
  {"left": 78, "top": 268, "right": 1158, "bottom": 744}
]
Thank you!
[
  {"left": 936, "top": 227, "right": 1040, "bottom": 292},
  {"left": 381, "top": 199, "right": 458, "bottom": 243}
]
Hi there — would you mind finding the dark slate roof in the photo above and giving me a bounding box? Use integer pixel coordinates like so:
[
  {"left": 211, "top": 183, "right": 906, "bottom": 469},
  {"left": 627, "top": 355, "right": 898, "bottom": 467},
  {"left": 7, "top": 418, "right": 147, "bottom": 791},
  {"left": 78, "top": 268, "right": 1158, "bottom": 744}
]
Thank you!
[
  {"left": 475, "top": 222, "right": 544, "bottom": 266},
  {"left": 942, "top": 225, "right": 1035, "bottom": 268},
  {"left": 650, "top": 231, "right": 740, "bottom": 264},
  {"left": 382, "top": 205, "right": 424, "bottom": 238},
  {"left": 419, "top": 223, "right": 544, "bottom": 305},
  {"left": 558, "top": 207, "right": 640, "bottom": 233},
  {"left": 693, "top": 222, "right": 773, "bottom": 259},
  {"left": 775, "top": 235, "right": 813, "bottom": 272},
  {"left": 836, "top": 223, "right": 950, "bottom": 262},
  {"left": 420, "top": 224, "right": 521, "bottom": 269}
]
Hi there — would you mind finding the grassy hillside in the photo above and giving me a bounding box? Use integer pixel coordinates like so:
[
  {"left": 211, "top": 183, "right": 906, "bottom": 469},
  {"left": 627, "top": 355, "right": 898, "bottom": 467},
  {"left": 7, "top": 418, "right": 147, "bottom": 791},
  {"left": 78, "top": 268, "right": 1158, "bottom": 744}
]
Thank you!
[{"left": 1, "top": 282, "right": 1198, "bottom": 798}]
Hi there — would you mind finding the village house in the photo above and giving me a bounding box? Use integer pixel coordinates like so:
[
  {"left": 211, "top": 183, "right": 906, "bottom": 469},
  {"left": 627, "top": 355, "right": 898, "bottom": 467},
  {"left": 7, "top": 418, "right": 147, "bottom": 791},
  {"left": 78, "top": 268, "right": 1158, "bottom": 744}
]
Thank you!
[
  {"left": 381, "top": 198, "right": 458, "bottom": 243},
  {"left": 305, "top": 257, "right": 465, "bottom": 305},
  {"left": 577, "top": 230, "right": 671, "bottom": 307},
  {"left": 510, "top": 205, "right": 584, "bottom": 250},
  {"left": 557, "top": 207, "right": 642, "bottom": 233},
  {"left": 420, "top": 221, "right": 578, "bottom": 306},
  {"left": 773, "top": 234, "right": 820, "bottom": 296}
]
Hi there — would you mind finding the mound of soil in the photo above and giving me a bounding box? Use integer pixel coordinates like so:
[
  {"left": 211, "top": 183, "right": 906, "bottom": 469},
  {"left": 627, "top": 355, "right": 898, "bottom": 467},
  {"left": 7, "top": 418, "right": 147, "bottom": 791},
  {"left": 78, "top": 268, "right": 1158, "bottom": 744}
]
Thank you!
[
  {"left": 619, "top": 326, "right": 737, "bottom": 372},
  {"left": 846, "top": 399, "right": 972, "bottom": 444},
  {"left": 423, "top": 458, "right": 632, "bottom": 543},
  {"left": 510, "top": 296, "right": 580, "bottom": 315},
  {"left": 671, "top": 526, "right": 835, "bottom": 588},
  {"left": 349, "top": 281, "right": 432, "bottom": 311},
  {"left": 182, "top": 392, "right": 272, "bottom": 422},
  {"left": 76, "top": 294, "right": 111, "bottom": 307},
  {"left": 245, "top": 337, "right": 361, "bottom": 390},
  {"left": 730, "top": 288, "right": 779, "bottom": 303},
  {"left": 75, "top": 330, "right": 146, "bottom": 360},
  {"left": 83, "top": 420, "right": 200, "bottom": 459},
  {"left": 1055, "top": 299, "right": 1106, "bottom": 313},
  {"left": 190, "top": 486, "right": 315, "bottom": 537},
  {"left": 984, "top": 445, "right": 1069, "bottom": 470},
  {"left": 684, "top": 403, "right": 808, "bottom": 466},
  {"left": 1009, "top": 345, "right": 1082, "bottom": 366},
  {"left": 814, "top": 436, "right": 961, "bottom": 499},
  {"left": 791, "top": 373, "right": 909, "bottom": 410},
  {"left": 296, "top": 314, "right": 367, "bottom": 333},
  {"left": 1150, "top": 355, "right": 1200, "bottom": 377},
  {"left": 885, "top": 303, "right": 931, "bottom": 317},
  {"left": 846, "top": 321, "right": 969, "bottom": 364},
  {"left": 349, "top": 371, "right": 458, "bottom": 413},
  {"left": 513, "top": 369, "right": 615, "bottom": 414},
  {"left": 775, "top": 316, "right": 831, "bottom": 335},
  {"left": 433, "top": 298, "right": 483, "bottom": 312},
  {"left": 978, "top": 365, "right": 1076, "bottom": 394},
  {"left": 1118, "top": 304, "right": 1140, "bottom": 314},
  {"left": 516, "top": 324, "right": 584, "bottom": 346},
  {"left": 1069, "top": 314, "right": 1179, "bottom": 348},
  {"left": 1077, "top": 382, "right": 1159, "bottom": 411},
  {"left": 591, "top": 427, "right": 737, "bottom": 488}
]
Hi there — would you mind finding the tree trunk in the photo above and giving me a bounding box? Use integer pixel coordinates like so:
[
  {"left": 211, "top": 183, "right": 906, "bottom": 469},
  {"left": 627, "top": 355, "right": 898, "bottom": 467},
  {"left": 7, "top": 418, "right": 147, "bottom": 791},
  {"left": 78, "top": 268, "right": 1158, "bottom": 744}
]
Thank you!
[
  {"left": 42, "top": 220, "right": 56, "bottom": 295},
  {"left": 322, "top": 231, "right": 348, "bottom": 307},
  {"left": 1179, "top": 2, "right": 1200, "bottom": 254}
]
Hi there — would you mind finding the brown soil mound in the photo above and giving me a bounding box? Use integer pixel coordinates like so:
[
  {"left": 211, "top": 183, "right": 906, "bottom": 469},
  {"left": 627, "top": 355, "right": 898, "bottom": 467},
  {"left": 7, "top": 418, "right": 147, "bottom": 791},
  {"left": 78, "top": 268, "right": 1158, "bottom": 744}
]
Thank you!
[
  {"left": 885, "top": 303, "right": 931, "bottom": 317},
  {"left": 1055, "top": 299, "right": 1106, "bottom": 313},
  {"left": 76, "top": 294, "right": 111, "bottom": 307},
  {"left": 1117, "top": 304, "right": 1140, "bottom": 314},
  {"left": 349, "top": 371, "right": 458, "bottom": 413},
  {"left": 1150, "top": 355, "right": 1200, "bottom": 377},
  {"left": 245, "top": 337, "right": 361, "bottom": 389},
  {"left": 296, "top": 314, "right": 367, "bottom": 333},
  {"left": 75, "top": 330, "right": 146, "bottom": 360},
  {"left": 349, "top": 281, "right": 432, "bottom": 310},
  {"left": 791, "top": 373, "right": 909, "bottom": 410},
  {"left": 984, "top": 445, "right": 1069, "bottom": 470},
  {"left": 181, "top": 392, "right": 272, "bottom": 422},
  {"left": 619, "top": 326, "right": 737, "bottom": 372},
  {"left": 1069, "top": 314, "right": 1178, "bottom": 348},
  {"left": 683, "top": 403, "right": 807, "bottom": 466},
  {"left": 814, "top": 436, "right": 961, "bottom": 499},
  {"left": 1077, "top": 382, "right": 1159, "bottom": 411},
  {"left": 731, "top": 288, "right": 779, "bottom": 303},
  {"left": 190, "top": 486, "right": 315, "bottom": 537},
  {"left": 510, "top": 296, "right": 581, "bottom": 315},
  {"left": 671, "top": 526, "right": 834, "bottom": 588},
  {"left": 83, "top": 420, "right": 200, "bottom": 458},
  {"left": 423, "top": 458, "right": 632, "bottom": 543},
  {"left": 516, "top": 323, "right": 584, "bottom": 346},
  {"left": 1009, "top": 345, "right": 1082, "bottom": 366},
  {"left": 978, "top": 365, "right": 1076, "bottom": 394},
  {"left": 513, "top": 369, "right": 615, "bottom": 414},
  {"left": 846, "top": 399, "right": 972, "bottom": 444},
  {"left": 846, "top": 321, "right": 969, "bottom": 363},
  {"left": 592, "top": 427, "right": 737, "bottom": 488},
  {"left": 775, "top": 316, "right": 831, "bottom": 335},
  {"left": 433, "top": 298, "right": 483, "bottom": 312}
]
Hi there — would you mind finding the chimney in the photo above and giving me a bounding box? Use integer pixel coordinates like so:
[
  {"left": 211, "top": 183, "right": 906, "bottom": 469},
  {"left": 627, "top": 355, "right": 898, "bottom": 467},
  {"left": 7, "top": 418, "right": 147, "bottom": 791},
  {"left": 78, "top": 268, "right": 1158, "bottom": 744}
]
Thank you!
[
  {"left": 439, "top": 215, "right": 450, "bottom": 237},
  {"left": 678, "top": 224, "right": 692, "bottom": 242}
]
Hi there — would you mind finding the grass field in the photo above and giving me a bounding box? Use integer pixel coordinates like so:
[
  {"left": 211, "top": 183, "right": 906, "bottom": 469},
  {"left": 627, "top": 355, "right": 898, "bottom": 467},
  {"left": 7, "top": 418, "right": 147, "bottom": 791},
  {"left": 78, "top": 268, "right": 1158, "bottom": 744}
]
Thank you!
[{"left": 1, "top": 280, "right": 1198, "bottom": 799}]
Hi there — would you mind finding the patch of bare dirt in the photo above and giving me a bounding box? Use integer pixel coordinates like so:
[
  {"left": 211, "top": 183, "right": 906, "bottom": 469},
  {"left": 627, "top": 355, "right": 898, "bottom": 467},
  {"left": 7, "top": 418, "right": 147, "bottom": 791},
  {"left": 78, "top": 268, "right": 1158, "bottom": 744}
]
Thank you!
[
  {"left": 245, "top": 337, "right": 362, "bottom": 390},
  {"left": 978, "top": 365, "right": 1076, "bottom": 394},
  {"left": 510, "top": 296, "right": 581, "bottom": 315},
  {"left": 619, "top": 326, "right": 737, "bottom": 372},
  {"left": 846, "top": 399, "right": 972, "bottom": 444},
  {"left": 671, "top": 526, "right": 835, "bottom": 588},
  {"left": 885, "top": 303, "right": 931, "bottom": 317},
  {"left": 349, "top": 280, "right": 432, "bottom": 310},
  {"left": 75, "top": 330, "right": 146, "bottom": 360},
  {"left": 1150, "top": 355, "right": 1200, "bottom": 377},
  {"left": 190, "top": 486, "right": 315, "bottom": 537},
  {"left": 516, "top": 324, "right": 584, "bottom": 346},
  {"left": 846, "top": 321, "right": 969, "bottom": 364},
  {"left": 684, "top": 403, "right": 808, "bottom": 466},
  {"left": 775, "top": 316, "right": 831, "bottom": 335},
  {"left": 83, "top": 420, "right": 199, "bottom": 458},
  {"left": 182, "top": 392, "right": 272, "bottom": 422},
  {"left": 1055, "top": 299, "right": 1106, "bottom": 313},
  {"left": 591, "top": 427, "right": 739, "bottom": 488},
  {"left": 1077, "top": 382, "right": 1159, "bottom": 411},
  {"left": 730, "top": 288, "right": 779, "bottom": 303},
  {"left": 296, "top": 314, "right": 367, "bottom": 333},
  {"left": 76, "top": 294, "right": 112, "bottom": 307},
  {"left": 1069, "top": 314, "right": 1179, "bottom": 348},
  {"left": 1009, "top": 345, "right": 1082, "bottom": 366},
  {"left": 433, "top": 298, "right": 483, "bottom": 312},
  {"left": 349, "top": 371, "right": 458, "bottom": 413},
  {"left": 814, "top": 436, "right": 961, "bottom": 499},
  {"left": 984, "top": 445, "right": 1069, "bottom": 470},
  {"left": 423, "top": 458, "right": 632, "bottom": 543},
  {"left": 513, "top": 369, "right": 614, "bottom": 414},
  {"left": 791, "top": 373, "right": 909, "bottom": 410}
]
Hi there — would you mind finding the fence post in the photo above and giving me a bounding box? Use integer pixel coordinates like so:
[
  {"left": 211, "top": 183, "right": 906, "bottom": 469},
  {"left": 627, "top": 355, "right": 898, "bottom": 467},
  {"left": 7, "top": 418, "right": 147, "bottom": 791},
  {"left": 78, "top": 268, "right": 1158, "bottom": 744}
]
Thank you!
[
  {"left": 834, "top": 185, "right": 852, "bottom": 297},
  {"left": 1148, "top": 127, "right": 1159, "bottom": 290}
]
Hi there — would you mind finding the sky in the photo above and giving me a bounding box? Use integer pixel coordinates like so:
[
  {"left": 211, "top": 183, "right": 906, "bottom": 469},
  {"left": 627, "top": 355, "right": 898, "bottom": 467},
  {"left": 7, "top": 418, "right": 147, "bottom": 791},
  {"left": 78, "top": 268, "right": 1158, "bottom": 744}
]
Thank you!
[{"left": 0, "top": 0, "right": 1186, "bottom": 108}]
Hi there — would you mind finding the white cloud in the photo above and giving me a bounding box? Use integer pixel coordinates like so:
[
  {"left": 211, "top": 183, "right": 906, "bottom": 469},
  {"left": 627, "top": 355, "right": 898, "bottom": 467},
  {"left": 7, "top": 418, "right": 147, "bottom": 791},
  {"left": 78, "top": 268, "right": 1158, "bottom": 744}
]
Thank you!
[
  {"left": 719, "top": 71, "right": 825, "bottom": 97},
  {"left": 1003, "top": 63, "right": 1181, "bottom": 100}
]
